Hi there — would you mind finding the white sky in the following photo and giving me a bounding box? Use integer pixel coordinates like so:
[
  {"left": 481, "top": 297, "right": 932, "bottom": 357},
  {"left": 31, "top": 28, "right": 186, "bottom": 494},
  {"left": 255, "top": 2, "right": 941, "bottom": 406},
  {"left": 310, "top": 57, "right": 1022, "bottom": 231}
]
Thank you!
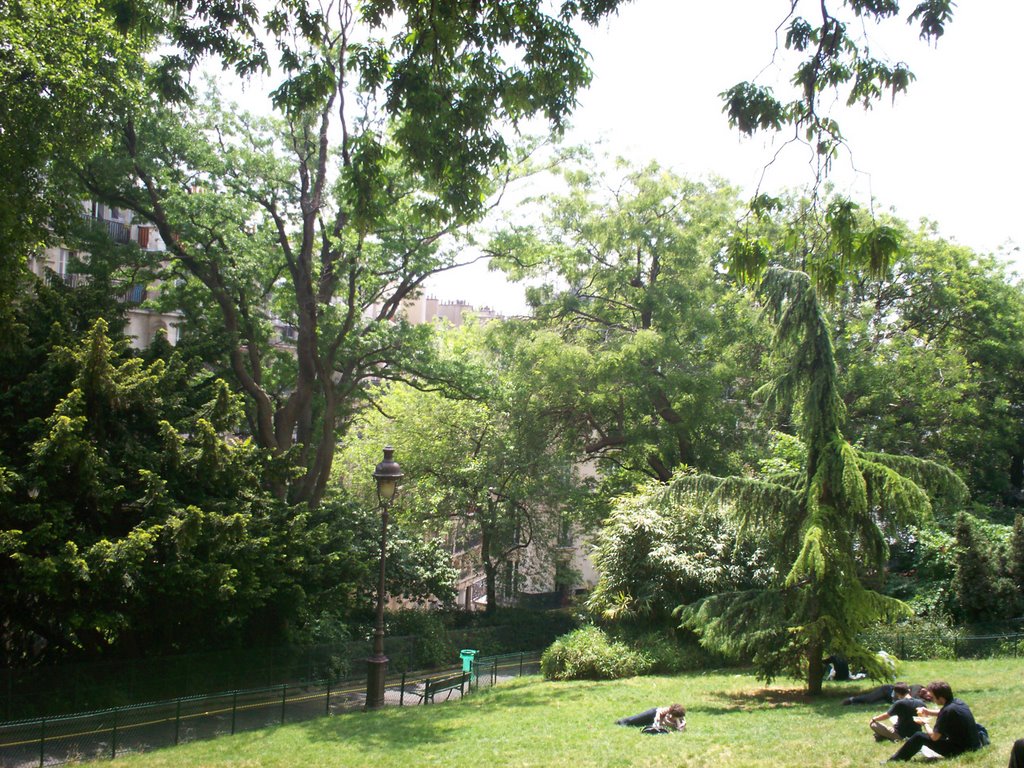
[{"left": 427, "top": 0, "right": 1024, "bottom": 315}]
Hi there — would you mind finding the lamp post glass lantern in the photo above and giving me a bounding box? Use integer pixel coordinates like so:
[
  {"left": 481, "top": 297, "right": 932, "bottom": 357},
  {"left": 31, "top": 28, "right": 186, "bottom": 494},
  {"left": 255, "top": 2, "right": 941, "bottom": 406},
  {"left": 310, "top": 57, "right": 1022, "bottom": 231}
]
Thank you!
[{"left": 366, "top": 447, "right": 403, "bottom": 710}]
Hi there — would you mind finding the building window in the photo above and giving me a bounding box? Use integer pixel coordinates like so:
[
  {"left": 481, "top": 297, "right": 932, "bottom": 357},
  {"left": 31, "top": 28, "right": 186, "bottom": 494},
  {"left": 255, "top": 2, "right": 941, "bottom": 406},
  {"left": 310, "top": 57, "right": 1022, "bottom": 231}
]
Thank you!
[{"left": 57, "top": 248, "right": 80, "bottom": 278}]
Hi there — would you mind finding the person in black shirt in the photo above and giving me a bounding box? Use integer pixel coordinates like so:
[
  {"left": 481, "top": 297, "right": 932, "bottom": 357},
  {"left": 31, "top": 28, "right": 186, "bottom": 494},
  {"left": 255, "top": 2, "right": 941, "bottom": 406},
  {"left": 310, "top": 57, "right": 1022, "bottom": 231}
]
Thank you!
[
  {"left": 887, "top": 681, "right": 981, "bottom": 762},
  {"left": 1009, "top": 738, "right": 1024, "bottom": 768},
  {"left": 869, "top": 683, "right": 926, "bottom": 741},
  {"left": 824, "top": 655, "right": 851, "bottom": 680}
]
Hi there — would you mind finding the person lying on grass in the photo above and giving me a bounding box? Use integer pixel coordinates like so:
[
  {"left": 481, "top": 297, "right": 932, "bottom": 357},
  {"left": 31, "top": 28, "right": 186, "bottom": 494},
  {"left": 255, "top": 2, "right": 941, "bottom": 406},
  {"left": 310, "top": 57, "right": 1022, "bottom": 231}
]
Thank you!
[
  {"left": 615, "top": 704, "right": 687, "bottom": 735},
  {"left": 844, "top": 683, "right": 930, "bottom": 706}
]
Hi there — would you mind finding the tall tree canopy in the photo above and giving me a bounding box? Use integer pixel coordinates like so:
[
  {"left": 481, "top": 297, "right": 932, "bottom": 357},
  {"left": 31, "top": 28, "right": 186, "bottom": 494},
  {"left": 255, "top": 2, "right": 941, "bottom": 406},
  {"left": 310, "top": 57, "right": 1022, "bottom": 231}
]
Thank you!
[
  {"left": 338, "top": 320, "right": 581, "bottom": 614},
  {"left": 737, "top": 194, "right": 1024, "bottom": 502},
  {"left": 490, "top": 162, "right": 764, "bottom": 486},
  {"left": 77, "top": 0, "right": 634, "bottom": 509},
  {"left": 835, "top": 231, "right": 1024, "bottom": 502},
  {"left": 0, "top": 0, "right": 147, "bottom": 326},
  {"left": 9, "top": 0, "right": 959, "bottom": 509}
]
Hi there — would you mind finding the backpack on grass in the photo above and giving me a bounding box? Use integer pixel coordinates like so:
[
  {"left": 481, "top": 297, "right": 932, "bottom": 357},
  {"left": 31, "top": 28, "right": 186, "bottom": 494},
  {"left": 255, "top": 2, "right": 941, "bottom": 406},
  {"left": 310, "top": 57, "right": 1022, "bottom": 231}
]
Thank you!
[{"left": 977, "top": 723, "right": 990, "bottom": 747}]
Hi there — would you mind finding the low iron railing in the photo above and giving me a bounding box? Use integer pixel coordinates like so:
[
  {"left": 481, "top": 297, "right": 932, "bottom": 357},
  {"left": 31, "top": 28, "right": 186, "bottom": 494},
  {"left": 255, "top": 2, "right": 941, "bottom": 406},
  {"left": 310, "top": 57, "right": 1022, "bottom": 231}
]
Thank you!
[{"left": 0, "top": 651, "right": 541, "bottom": 768}]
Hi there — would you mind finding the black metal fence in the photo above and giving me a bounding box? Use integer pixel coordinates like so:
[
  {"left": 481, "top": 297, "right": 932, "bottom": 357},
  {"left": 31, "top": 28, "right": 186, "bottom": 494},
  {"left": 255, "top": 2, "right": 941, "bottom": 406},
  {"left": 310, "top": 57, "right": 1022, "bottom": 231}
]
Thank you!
[
  {"left": 861, "top": 630, "right": 1024, "bottom": 661},
  {"left": 1, "top": 626, "right": 551, "bottom": 722},
  {"left": 0, "top": 651, "right": 541, "bottom": 768}
]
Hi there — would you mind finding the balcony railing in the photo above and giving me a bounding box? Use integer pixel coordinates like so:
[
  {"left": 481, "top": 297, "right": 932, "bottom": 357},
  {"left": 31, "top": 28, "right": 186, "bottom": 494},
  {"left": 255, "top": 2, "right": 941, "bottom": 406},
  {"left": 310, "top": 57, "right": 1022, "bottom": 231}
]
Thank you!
[
  {"left": 120, "top": 284, "right": 147, "bottom": 304},
  {"left": 42, "top": 271, "right": 89, "bottom": 289},
  {"left": 59, "top": 272, "right": 89, "bottom": 289},
  {"left": 81, "top": 214, "right": 131, "bottom": 244},
  {"left": 44, "top": 271, "right": 148, "bottom": 305}
]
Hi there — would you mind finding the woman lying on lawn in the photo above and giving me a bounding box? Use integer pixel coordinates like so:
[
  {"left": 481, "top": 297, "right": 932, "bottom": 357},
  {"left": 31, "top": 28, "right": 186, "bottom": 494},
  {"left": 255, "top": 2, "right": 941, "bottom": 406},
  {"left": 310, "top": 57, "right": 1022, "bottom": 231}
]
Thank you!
[{"left": 615, "top": 704, "right": 687, "bottom": 735}]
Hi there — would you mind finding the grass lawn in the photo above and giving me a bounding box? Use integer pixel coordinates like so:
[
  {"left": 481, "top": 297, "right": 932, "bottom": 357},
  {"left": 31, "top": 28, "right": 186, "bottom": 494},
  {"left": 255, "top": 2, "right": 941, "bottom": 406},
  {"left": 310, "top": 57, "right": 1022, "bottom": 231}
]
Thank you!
[{"left": 116, "top": 658, "right": 1022, "bottom": 767}]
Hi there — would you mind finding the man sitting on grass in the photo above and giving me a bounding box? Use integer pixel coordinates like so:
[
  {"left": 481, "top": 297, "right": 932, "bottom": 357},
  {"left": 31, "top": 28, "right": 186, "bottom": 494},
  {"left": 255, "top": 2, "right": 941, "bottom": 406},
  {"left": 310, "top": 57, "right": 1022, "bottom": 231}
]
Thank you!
[
  {"left": 886, "top": 681, "right": 980, "bottom": 762},
  {"left": 870, "top": 683, "right": 927, "bottom": 742}
]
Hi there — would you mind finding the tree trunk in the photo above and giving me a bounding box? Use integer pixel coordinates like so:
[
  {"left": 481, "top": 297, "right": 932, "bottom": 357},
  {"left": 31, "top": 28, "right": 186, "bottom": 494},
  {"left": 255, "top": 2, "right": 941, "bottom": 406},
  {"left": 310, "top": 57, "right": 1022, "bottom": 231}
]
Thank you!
[
  {"left": 806, "top": 640, "right": 824, "bottom": 696},
  {"left": 1010, "top": 449, "right": 1023, "bottom": 491}
]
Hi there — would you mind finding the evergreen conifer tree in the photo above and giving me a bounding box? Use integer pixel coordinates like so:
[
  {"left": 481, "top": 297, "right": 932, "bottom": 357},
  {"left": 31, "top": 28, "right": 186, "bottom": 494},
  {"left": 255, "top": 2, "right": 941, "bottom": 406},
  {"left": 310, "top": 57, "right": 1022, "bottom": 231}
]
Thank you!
[
  {"left": 952, "top": 512, "right": 1014, "bottom": 624},
  {"left": 672, "top": 267, "right": 965, "bottom": 693}
]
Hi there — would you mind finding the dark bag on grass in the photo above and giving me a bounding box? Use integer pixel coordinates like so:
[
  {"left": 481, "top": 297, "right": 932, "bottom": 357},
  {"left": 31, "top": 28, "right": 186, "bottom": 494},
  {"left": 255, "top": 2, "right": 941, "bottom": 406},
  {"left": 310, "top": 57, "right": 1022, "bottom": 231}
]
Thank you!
[{"left": 976, "top": 723, "right": 990, "bottom": 747}]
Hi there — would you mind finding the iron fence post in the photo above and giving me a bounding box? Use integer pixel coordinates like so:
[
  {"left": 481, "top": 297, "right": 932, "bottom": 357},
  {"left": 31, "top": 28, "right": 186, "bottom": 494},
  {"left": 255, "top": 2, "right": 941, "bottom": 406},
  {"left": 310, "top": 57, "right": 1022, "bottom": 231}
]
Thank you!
[
  {"left": 231, "top": 691, "right": 238, "bottom": 735},
  {"left": 38, "top": 717, "right": 45, "bottom": 768},
  {"left": 519, "top": 652, "right": 524, "bottom": 677},
  {"left": 174, "top": 699, "right": 181, "bottom": 746},
  {"left": 399, "top": 673, "right": 405, "bottom": 707},
  {"left": 326, "top": 679, "right": 332, "bottom": 716},
  {"left": 111, "top": 707, "right": 118, "bottom": 759},
  {"left": 281, "top": 683, "right": 287, "bottom": 724}
]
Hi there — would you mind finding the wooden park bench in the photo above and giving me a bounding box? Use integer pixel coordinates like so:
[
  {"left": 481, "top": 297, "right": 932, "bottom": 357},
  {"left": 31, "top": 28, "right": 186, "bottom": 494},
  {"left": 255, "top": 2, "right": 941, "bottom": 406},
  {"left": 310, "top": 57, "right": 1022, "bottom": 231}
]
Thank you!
[{"left": 422, "top": 671, "right": 469, "bottom": 704}]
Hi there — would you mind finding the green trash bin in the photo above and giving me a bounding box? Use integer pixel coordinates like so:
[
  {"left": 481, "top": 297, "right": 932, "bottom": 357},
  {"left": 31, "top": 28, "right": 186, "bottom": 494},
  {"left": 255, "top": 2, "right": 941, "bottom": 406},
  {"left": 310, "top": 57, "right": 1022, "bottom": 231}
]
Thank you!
[{"left": 460, "top": 649, "right": 479, "bottom": 682}]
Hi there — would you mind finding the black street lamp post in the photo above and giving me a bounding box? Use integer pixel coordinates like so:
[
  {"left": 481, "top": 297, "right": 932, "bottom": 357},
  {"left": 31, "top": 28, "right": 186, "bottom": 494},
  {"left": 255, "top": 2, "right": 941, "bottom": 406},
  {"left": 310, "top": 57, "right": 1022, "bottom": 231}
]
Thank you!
[{"left": 366, "top": 446, "right": 403, "bottom": 710}]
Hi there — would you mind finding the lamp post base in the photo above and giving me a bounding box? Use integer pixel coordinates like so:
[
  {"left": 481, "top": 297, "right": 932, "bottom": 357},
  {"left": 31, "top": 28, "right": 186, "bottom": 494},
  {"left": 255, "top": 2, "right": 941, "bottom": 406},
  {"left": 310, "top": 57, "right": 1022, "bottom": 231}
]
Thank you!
[{"left": 365, "top": 654, "right": 389, "bottom": 710}]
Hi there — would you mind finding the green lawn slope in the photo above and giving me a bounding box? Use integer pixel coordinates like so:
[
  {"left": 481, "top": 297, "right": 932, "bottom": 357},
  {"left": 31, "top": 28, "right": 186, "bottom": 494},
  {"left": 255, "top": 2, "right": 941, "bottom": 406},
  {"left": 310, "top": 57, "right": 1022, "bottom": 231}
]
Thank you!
[{"left": 117, "top": 658, "right": 1022, "bottom": 768}]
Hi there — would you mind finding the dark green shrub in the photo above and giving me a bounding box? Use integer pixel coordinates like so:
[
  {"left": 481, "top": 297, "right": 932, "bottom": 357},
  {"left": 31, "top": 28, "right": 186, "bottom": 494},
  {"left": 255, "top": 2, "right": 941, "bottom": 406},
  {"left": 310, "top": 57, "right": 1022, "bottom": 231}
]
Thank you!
[
  {"left": 540, "top": 625, "right": 652, "bottom": 681},
  {"left": 385, "top": 610, "right": 454, "bottom": 668},
  {"left": 436, "top": 607, "right": 579, "bottom": 656},
  {"left": 625, "top": 630, "right": 730, "bottom": 673}
]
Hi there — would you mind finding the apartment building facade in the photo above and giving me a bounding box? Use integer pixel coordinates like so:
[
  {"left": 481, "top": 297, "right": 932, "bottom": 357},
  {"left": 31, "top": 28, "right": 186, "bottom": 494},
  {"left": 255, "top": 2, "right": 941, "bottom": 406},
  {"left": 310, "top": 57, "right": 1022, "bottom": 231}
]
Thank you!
[{"left": 27, "top": 202, "right": 184, "bottom": 349}]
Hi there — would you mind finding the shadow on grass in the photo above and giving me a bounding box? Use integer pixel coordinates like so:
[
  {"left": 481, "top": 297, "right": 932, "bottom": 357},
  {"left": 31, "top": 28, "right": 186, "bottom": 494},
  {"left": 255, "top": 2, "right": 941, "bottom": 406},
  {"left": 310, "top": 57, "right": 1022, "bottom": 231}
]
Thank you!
[
  {"left": 291, "top": 678, "right": 562, "bottom": 752},
  {"left": 699, "top": 684, "right": 858, "bottom": 718}
]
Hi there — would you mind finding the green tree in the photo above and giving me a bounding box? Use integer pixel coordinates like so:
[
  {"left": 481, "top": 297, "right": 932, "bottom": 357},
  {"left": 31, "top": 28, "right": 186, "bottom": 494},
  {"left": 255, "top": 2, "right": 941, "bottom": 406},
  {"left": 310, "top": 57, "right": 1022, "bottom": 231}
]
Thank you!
[
  {"left": 491, "top": 162, "right": 765, "bottom": 486},
  {"left": 727, "top": 196, "right": 1024, "bottom": 631},
  {"left": 829, "top": 224, "right": 1024, "bottom": 502},
  {"left": 0, "top": 315, "right": 454, "bottom": 663},
  {"left": 669, "top": 266, "right": 965, "bottom": 693},
  {"left": 0, "top": 0, "right": 146, "bottom": 326},
  {"left": 338, "top": 320, "right": 581, "bottom": 615},
  {"left": 951, "top": 512, "right": 1015, "bottom": 625},
  {"left": 78, "top": 0, "right": 635, "bottom": 509}
]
